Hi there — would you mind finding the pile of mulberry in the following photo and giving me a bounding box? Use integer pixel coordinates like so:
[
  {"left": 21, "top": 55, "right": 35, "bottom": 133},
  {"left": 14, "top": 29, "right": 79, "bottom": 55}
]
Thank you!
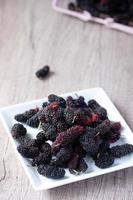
[{"left": 12, "top": 93, "right": 133, "bottom": 180}]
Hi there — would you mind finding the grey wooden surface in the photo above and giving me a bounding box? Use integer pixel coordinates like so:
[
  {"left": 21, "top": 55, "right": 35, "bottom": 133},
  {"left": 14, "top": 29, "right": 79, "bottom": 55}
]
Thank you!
[{"left": 0, "top": 0, "right": 133, "bottom": 199}]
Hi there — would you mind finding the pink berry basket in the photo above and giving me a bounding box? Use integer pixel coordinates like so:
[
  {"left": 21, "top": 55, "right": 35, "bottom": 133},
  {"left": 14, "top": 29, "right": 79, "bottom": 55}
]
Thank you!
[{"left": 52, "top": 0, "right": 133, "bottom": 35}]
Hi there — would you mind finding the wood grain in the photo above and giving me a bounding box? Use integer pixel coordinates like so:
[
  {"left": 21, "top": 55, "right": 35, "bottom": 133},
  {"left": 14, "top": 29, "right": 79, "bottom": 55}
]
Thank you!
[{"left": 0, "top": 0, "right": 133, "bottom": 199}]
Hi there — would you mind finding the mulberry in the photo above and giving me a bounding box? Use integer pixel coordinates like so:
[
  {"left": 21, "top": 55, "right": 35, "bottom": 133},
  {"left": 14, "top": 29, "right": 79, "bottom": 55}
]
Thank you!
[
  {"left": 93, "top": 140, "right": 110, "bottom": 160},
  {"left": 50, "top": 159, "right": 68, "bottom": 168},
  {"left": 26, "top": 111, "right": 41, "bottom": 128},
  {"left": 56, "top": 120, "right": 68, "bottom": 133},
  {"left": 40, "top": 142, "right": 51, "bottom": 153},
  {"left": 68, "top": 153, "right": 88, "bottom": 174},
  {"left": 11, "top": 123, "right": 27, "bottom": 139},
  {"left": 41, "top": 123, "right": 52, "bottom": 132},
  {"left": 14, "top": 114, "right": 27, "bottom": 123},
  {"left": 68, "top": 2, "right": 76, "bottom": 11},
  {"left": 95, "top": 152, "right": 114, "bottom": 169},
  {"left": 32, "top": 150, "right": 52, "bottom": 166},
  {"left": 66, "top": 96, "right": 74, "bottom": 107},
  {"left": 103, "top": 122, "right": 121, "bottom": 143},
  {"left": 48, "top": 94, "right": 66, "bottom": 108},
  {"left": 42, "top": 102, "right": 49, "bottom": 108},
  {"left": 73, "top": 142, "right": 86, "bottom": 158},
  {"left": 104, "top": 130, "right": 120, "bottom": 143},
  {"left": 52, "top": 125, "right": 84, "bottom": 153},
  {"left": 79, "top": 127, "right": 100, "bottom": 155},
  {"left": 17, "top": 145, "right": 39, "bottom": 158},
  {"left": 37, "top": 164, "right": 65, "bottom": 179},
  {"left": 110, "top": 144, "right": 133, "bottom": 158},
  {"left": 64, "top": 107, "right": 75, "bottom": 125},
  {"left": 56, "top": 146, "right": 73, "bottom": 162},
  {"left": 74, "top": 96, "right": 87, "bottom": 108},
  {"left": 88, "top": 99, "right": 100, "bottom": 110},
  {"left": 18, "top": 135, "right": 31, "bottom": 145},
  {"left": 14, "top": 108, "right": 39, "bottom": 123},
  {"left": 95, "top": 119, "right": 111, "bottom": 136},
  {"left": 45, "top": 126, "right": 57, "bottom": 142},
  {"left": 111, "top": 122, "right": 121, "bottom": 132},
  {"left": 88, "top": 99, "right": 107, "bottom": 120},
  {"left": 36, "top": 65, "right": 50, "bottom": 79},
  {"left": 36, "top": 131, "right": 47, "bottom": 145}
]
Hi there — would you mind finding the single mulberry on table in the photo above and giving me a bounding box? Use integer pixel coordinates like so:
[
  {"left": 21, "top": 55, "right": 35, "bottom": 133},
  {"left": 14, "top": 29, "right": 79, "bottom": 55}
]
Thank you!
[{"left": 36, "top": 66, "right": 50, "bottom": 79}]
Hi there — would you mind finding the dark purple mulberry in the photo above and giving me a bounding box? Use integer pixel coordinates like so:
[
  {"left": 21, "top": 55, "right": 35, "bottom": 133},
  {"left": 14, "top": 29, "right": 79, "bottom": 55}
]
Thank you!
[
  {"left": 14, "top": 108, "right": 39, "bottom": 123},
  {"left": 14, "top": 114, "right": 27, "bottom": 123},
  {"left": 45, "top": 126, "right": 57, "bottom": 142},
  {"left": 26, "top": 111, "right": 41, "bottom": 128},
  {"left": 36, "top": 65, "right": 50, "bottom": 79},
  {"left": 18, "top": 135, "right": 31, "bottom": 145},
  {"left": 111, "top": 122, "right": 121, "bottom": 132},
  {"left": 56, "top": 120, "right": 68, "bottom": 133},
  {"left": 88, "top": 99, "right": 107, "bottom": 120},
  {"left": 37, "top": 164, "right": 65, "bottom": 179},
  {"left": 64, "top": 107, "right": 75, "bottom": 125},
  {"left": 56, "top": 146, "right": 73, "bottom": 163},
  {"left": 11, "top": 123, "right": 27, "bottom": 139},
  {"left": 103, "top": 121, "right": 121, "bottom": 143},
  {"left": 50, "top": 159, "right": 68, "bottom": 168},
  {"left": 95, "top": 152, "right": 114, "bottom": 169},
  {"left": 36, "top": 131, "right": 47, "bottom": 145},
  {"left": 68, "top": 2, "right": 76, "bottom": 11},
  {"left": 73, "top": 96, "right": 87, "bottom": 108},
  {"left": 17, "top": 145, "right": 39, "bottom": 158},
  {"left": 68, "top": 153, "right": 88, "bottom": 175},
  {"left": 93, "top": 140, "right": 110, "bottom": 160},
  {"left": 42, "top": 122, "right": 51, "bottom": 132},
  {"left": 32, "top": 150, "right": 52, "bottom": 166},
  {"left": 73, "top": 142, "right": 86, "bottom": 158},
  {"left": 42, "top": 102, "right": 49, "bottom": 108},
  {"left": 48, "top": 94, "right": 66, "bottom": 108},
  {"left": 32, "top": 143, "right": 51, "bottom": 166},
  {"left": 95, "top": 119, "right": 111, "bottom": 137},
  {"left": 79, "top": 127, "right": 100, "bottom": 155},
  {"left": 110, "top": 144, "right": 133, "bottom": 158},
  {"left": 40, "top": 142, "right": 51, "bottom": 153}
]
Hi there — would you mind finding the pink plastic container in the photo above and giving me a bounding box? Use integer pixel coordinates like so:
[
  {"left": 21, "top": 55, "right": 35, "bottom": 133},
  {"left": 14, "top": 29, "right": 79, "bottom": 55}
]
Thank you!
[{"left": 52, "top": 0, "right": 133, "bottom": 35}]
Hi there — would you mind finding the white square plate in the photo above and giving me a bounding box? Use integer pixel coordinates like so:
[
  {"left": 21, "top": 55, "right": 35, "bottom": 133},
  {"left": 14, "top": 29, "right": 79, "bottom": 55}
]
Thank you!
[{"left": 0, "top": 87, "right": 133, "bottom": 190}]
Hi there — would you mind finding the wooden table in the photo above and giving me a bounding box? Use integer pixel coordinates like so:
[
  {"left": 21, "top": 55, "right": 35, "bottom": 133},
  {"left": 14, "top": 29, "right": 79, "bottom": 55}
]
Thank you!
[{"left": 0, "top": 0, "right": 133, "bottom": 199}]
